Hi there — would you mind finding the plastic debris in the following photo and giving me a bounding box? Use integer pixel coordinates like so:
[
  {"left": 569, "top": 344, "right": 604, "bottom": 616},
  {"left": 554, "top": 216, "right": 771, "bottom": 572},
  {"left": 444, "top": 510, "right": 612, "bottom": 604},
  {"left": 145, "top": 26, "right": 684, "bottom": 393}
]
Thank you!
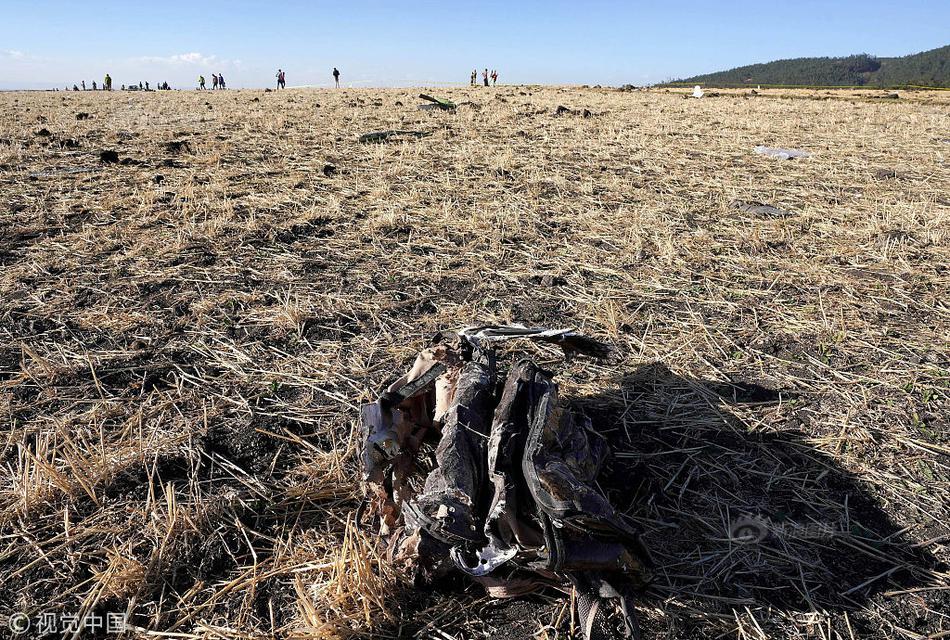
[
  {"left": 732, "top": 200, "right": 795, "bottom": 218},
  {"left": 754, "top": 146, "right": 811, "bottom": 160},
  {"left": 691, "top": 85, "right": 704, "bottom": 98},
  {"left": 360, "top": 325, "right": 651, "bottom": 639},
  {"left": 28, "top": 166, "right": 102, "bottom": 179}
]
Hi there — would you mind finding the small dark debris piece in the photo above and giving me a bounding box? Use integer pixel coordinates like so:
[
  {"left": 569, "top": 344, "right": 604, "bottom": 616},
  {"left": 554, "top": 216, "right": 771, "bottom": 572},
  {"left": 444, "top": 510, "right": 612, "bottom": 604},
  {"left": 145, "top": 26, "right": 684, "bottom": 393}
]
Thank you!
[
  {"left": 358, "top": 130, "right": 430, "bottom": 144},
  {"left": 35, "top": 128, "right": 52, "bottom": 137},
  {"left": 99, "top": 149, "right": 120, "bottom": 164},
  {"left": 322, "top": 163, "right": 337, "bottom": 177},
  {"left": 875, "top": 168, "right": 900, "bottom": 180},
  {"left": 554, "top": 105, "right": 594, "bottom": 118},
  {"left": 395, "top": 100, "right": 403, "bottom": 106},
  {"left": 76, "top": 112, "right": 91, "bottom": 120},
  {"left": 165, "top": 140, "right": 192, "bottom": 154},
  {"left": 58, "top": 138, "right": 80, "bottom": 149},
  {"left": 251, "top": 97, "right": 260, "bottom": 102},
  {"left": 152, "top": 174, "right": 165, "bottom": 184},
  {"left": 264, "top": 88, "right": 272, "bottom": 93}
]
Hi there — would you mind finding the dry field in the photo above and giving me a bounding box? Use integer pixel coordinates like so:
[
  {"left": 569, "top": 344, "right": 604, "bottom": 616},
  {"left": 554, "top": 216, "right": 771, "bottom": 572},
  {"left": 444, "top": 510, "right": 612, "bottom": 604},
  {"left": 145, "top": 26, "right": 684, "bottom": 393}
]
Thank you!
[{"left": 1, "top": 85, "right": 949, "bottom": 639}]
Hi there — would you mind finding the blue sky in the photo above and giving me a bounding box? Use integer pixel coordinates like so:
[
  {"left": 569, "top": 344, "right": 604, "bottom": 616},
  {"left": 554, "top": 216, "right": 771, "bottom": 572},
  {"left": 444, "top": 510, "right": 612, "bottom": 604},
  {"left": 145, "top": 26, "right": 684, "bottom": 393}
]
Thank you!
[{"left": 1, "top": 0, "right": 947, "bottom": 89}]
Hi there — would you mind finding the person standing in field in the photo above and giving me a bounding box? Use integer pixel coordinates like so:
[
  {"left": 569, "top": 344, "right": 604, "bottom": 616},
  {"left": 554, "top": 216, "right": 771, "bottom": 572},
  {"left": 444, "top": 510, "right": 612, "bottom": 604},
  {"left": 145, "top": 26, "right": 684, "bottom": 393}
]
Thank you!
[
  {"left": 482, "top": 68, "right": 488, "bottom": 87},
  {"left": 491, "top": 69, "right": 498, "bottom": 85},
  {"left": 218, "top": 73, "right": 226, "bottom": 89},
  {"left": 211, "top": 73, "right": 219, "bottom": 90},
  {"left": 470, "top": 69, "right": 477, "bottom": 85},
  {"left": 276, "top": 69, "right": 286, "bottom": 89},
  {"left": 104, "top": 73, "right": 112, "bottom": 91},
  {"left": 333, "top": 67, "right": 340, "bottom": 88},
  {"left": 199, "top": 75, "right": 206, "bottom": 90}
]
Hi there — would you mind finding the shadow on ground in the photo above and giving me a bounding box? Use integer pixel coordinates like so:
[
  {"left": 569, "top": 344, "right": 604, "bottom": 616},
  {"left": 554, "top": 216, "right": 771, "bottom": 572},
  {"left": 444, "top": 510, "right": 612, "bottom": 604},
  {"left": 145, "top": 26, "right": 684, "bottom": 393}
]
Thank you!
[{"left": 579, "top": 362, "right": 945, "bottom": 639}]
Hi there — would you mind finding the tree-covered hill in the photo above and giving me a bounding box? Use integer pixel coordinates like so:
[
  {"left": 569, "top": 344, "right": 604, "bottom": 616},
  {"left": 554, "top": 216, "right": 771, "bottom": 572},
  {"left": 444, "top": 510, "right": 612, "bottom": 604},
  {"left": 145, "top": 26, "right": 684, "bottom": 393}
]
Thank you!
[{"left": 673, "top": 45, "right": 949, "bottom": 87}]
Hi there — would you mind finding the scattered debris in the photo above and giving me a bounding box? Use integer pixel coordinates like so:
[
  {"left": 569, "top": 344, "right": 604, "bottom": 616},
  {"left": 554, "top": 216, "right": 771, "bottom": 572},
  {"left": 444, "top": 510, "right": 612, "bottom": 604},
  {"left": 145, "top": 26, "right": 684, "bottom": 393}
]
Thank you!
[
  {"left": 251, "top": 97, "right": 260, "bottom": 102},
  {"left": 554, "top": 105, "right": 593, "bottom": 118},
  {"left": 394, "top": 100, "right": 403, "bottom": 106},
  {"left": 732, "top": 200, "right": 796, "bottom": 218},
  {"left": 418, "top": 94, "right": 456, "bottom": 110},
  {"left": 322, "top": 163, "right": 337, "bottom": 177},
  {"left": 358, "top": 130, "right": 430, "bottom": 144},
  {"left": 35, "top": 128, "right": 52, "bottom": 137},
  {"left": 691, "top": 85, "right": 704, "bottom": 98},
  {"left": 75, "top": 112, "right": 91, "bottom": 120},
  {"left": 618, "top": 84, "right": 637, "bottom": 92},
  {"left": 754, "top": 146, "right": 811, "bottom": 160},
  {"left": 360, "top": 326, "right": 648, "bottom": 639},
  {"left": 99, "top": 149, "right": 120, "bottom": 164},
  {"left": 57, "top": 138, "right": 80, "bottom": 149},
  {"left": 152, "top": 174, "right": 165, "bottom": 184}
]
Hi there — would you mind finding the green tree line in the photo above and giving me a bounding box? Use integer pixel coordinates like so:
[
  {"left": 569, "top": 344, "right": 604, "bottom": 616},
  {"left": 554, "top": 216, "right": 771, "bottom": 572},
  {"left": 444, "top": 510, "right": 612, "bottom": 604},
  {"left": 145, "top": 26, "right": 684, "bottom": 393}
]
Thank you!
[{"left": 672, "top": 45, "right": 949, "bottom": 88}]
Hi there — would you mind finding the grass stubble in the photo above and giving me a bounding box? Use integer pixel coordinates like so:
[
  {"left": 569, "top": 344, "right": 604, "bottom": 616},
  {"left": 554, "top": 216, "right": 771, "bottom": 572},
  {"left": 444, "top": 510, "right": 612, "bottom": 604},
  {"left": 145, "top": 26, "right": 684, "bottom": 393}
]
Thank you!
[{"left": 0, "top": 85, "right": 948, "bottom": 638}]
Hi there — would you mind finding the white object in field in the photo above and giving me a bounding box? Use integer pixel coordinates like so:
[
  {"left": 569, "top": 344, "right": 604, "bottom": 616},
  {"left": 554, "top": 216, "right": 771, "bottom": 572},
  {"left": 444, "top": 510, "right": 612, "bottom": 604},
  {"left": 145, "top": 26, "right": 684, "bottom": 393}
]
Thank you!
[
  {"left": 691, "top": 85, "right": 704, "bottom": 98},
  {"left": 754, "top": 146, "right": 811, "bottom": 160}
]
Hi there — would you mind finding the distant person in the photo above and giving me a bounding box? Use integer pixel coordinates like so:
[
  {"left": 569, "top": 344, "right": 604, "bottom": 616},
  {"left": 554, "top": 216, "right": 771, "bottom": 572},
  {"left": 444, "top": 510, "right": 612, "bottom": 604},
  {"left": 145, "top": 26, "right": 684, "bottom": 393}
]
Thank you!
[
  {"left": 92, "top": 81, "right": 97, "bottom": 90},
  {"left": 81, "top": 80, "right": 86, "bottom": 90},
  {"left": 218, "top": 73, "right": 225, "bottom": 89},
  {"left": 145, "top": 81, "right": 149, "bottom": 90},
  {"left": 73, "top": 84, "right": 79, "bottom": 91},
  {"left": 104, "top": 73, "right": 112, "bottom": 91},
  {"left": 491, "top": 69, "right": 498, "bottom": 85},
  {"left": 276, "top": 69, "right": 285, "bottom": 89},
  {"left": 333, "top": 67, "right": 340, "bottom": 88},
  {"left": 482, "top": 68, "right": 488, "bottom": 87},
  {"left": 198, "top": 75, "right": 206, "bottom": 90},
  {"left": 139, "top": 81, "right": 143, "bottom": 90},
  {"left": 211, "top": 73, "right": 219, "bottom": 90},
  {"left": 470, "top": 69, "right": 477, "bottom": 86}
]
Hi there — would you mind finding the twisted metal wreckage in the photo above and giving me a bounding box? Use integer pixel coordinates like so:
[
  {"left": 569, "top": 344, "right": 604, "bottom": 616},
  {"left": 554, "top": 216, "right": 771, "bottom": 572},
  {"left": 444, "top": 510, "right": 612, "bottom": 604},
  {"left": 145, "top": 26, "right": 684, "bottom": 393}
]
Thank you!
[{"left": 360, "top": 326, "right": 653, "bottom": 639}]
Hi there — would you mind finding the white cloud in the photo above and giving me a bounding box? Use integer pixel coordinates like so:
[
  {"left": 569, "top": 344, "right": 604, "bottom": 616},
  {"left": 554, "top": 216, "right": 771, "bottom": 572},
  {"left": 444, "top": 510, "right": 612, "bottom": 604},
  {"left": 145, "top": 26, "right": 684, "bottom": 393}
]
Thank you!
[
  {"left": 3, "top": 49, "right": 26, "bottom": 60},
  {"left": 132, "top": 52, "right": 239, "bottom": 68}
]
